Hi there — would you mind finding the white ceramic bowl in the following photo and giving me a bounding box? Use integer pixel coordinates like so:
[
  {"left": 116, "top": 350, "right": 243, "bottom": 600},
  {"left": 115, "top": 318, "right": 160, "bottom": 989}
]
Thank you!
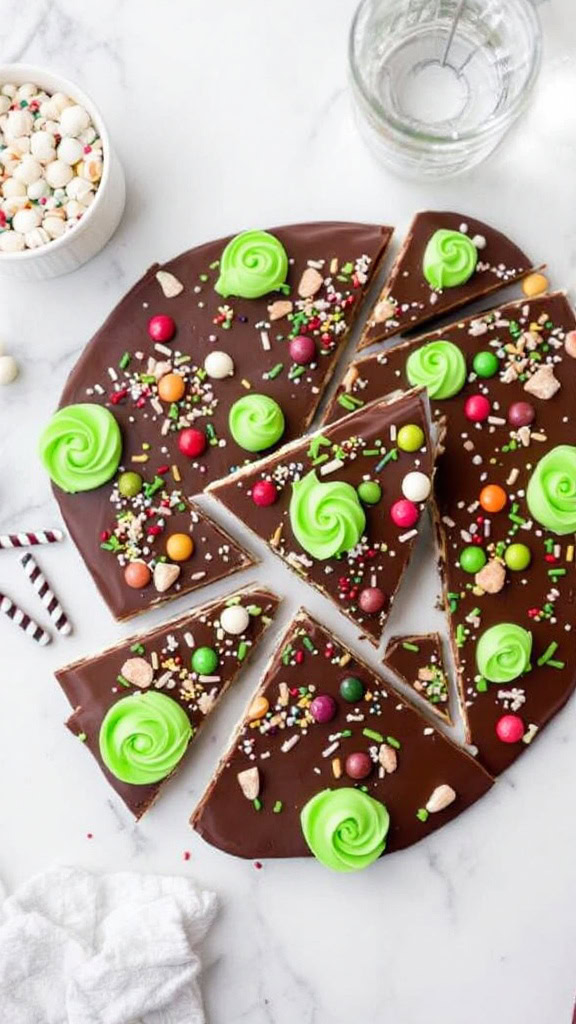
[{"left": 0, "top": 64, "right": 126, "bottom": 280}]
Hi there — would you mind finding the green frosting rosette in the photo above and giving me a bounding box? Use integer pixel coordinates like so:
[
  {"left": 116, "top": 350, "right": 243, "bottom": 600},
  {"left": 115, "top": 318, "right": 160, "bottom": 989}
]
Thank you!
[
  {"left": 406, "top": 339, "right": 466, "bottom": 399},
  {"left": 39, "top": 403, "right": 122, "bottom": 493},
  {"left": 290, "top": 470, "right": 366, "bottom": 560},
  {"left": 301, "top": 788, "right": 390, "bottom": 872},
  {"left": 228, "top": 393, "right": 285, "bottom": 452},
  {"left": 422, "top": 228, "right": 478, "bottom": 290},
  {"left": 215, "top": 229, "right": 288, "bottom": 299},
  {"left": 99, "top": 691, "right": 192, "bottom": 785},
  {"left": 527, "top": 445, "right": 576, "bottom": 535},
  {"left": 476, "top": 623, "right": 533, "bottom": 684}
]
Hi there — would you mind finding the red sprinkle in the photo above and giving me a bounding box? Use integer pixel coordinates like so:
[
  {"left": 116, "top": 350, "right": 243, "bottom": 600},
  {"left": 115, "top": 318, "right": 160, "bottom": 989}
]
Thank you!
[
  {"left": 254, "top": 861, "right": 263, "bottom": 870},
  {"left": 183, "top": 851, "right": 191, "bottom": 861}
]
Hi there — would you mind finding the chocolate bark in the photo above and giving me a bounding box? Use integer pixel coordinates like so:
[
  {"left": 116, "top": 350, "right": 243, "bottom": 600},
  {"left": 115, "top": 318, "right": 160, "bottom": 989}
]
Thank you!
[
  {"left": 191, "top": 610, "right": 493, "bottom": 861},
  {"left": 383, "top": 633, "right": 452, "bottom": 725},
  {"left": 326, "top": 292, "right": 576, "bottom": 776},
  {"left": 358, "top": 211, "right": 533, "bottom": 350},
  {"left": 56, "top": 583, "right": 280, "bottom": 818},
  {"left": 52, "top": 222, "right": 392, "bottom": 620},
  {"left": 208, "top": 390, "right": 436, "bottom": 645}
]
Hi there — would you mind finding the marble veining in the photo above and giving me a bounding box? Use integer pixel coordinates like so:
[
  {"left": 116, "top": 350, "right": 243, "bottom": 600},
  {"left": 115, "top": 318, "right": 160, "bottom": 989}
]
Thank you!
[{"left": 0, "top": 1, "right": 575, "bottom": 1022}]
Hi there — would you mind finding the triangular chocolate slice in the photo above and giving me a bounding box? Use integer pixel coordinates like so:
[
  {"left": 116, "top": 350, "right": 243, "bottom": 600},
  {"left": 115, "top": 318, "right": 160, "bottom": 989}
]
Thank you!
[
  {"left": 326, "top": 292, "right": 576, "bottom": 777},
  {"left": 208, "top": 389, "right": 436, "bottom": 645},
  {"left": 191, "top": 610, "right": 493, "bottom": 866},
  {"left": 42, "top": 222, "right": 392, "bottom": 620},
  {"left": 56, "top": 583, "right": 280, "bottom": 818},
  {"left": 358, "top": 211, "right": 533, "bottom": 349},
  {"left": 383, "top": 633, "right": 452, "bottom": 725}
]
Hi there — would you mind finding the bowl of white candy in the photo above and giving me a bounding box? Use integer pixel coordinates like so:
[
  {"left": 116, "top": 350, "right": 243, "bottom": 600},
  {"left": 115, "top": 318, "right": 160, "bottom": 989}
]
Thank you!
[{"left": 0, "top": 64, "right": 125, "bottom": 280}]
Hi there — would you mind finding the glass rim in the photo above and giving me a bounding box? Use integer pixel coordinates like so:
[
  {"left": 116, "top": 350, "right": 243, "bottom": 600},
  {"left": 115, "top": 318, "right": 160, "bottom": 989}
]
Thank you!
[{"left": 348, "top": 0, "right": 543, "bottom": 147}]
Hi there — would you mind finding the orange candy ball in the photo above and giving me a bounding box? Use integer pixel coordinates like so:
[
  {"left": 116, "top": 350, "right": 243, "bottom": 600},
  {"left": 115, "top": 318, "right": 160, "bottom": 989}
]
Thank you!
[
  {"left": 479, "top": 484, "right": 507, "bottom": 513},
  {"left": 124, "top": 560, "right": 151, "bottom": 589},
  {"left": 166, "top": 533, "right": 194, "bottom": 562},
  {"left": 158, "top": 373, "right": 185, "bottom": 403}
]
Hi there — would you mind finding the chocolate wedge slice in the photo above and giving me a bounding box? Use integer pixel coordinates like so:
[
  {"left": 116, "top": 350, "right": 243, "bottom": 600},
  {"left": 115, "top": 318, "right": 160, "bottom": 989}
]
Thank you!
[
  {"left": 358, "top": 211, "right": 534, "bottom": 350},
  {"left": 191, "top": 610, "right": 493, "bottom": 866},
  {"left": 383, "top": 632, "right": 452, "bottom": 725}
]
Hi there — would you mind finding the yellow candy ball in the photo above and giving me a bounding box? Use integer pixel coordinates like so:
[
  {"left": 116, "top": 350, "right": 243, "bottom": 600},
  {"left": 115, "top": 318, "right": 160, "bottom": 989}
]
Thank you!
[
  {"left": 166, "top": 533, "right": 194, "bottom": 562},
  {"left": 521, "top": 273, "right": 548, "bottom": 298}
]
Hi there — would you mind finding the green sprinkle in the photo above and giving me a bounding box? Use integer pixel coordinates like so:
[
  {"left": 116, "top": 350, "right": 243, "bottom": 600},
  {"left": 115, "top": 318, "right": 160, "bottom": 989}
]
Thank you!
[
  {"left": 199, "top": 273, "right": 209, "bottom": 282},
  {"left": 548, "top": 568, "right": 566, "bottom": 578},
  {"left": 253, "top": 798, "right": 262, "bottom": 811},
  {"left": 475, "top": 677, "right": 488, "bottom": 693},
  {"left": 402, "top": 641, "right": 420, "bottom": 652},
  {"left": 509, "top": 514, "right": 526, "bottom": 525},
  {"left": 130, "top": 643, "right": 145, "bottom": 654},
  {"left": 139, "top": 374, "right": 157, "bottom": 384},
  {"left": 144, "top": 475, "right": 165, "bottom": 498},
  {"left": 547, "top": 659, "right": 566, "bottom": 669},
  {"left": 302, "top": 636, "right": 315, "bottom": 652},
  {"left": 168, "top": 403, "right": 179, "bottom": 420},
  {"left": 375, "top": 448, "right": 398, "bottom": 472},
  {"left": 362, "top": 448, "right": 379, "bottom": 456},
  {"left": 273, "top": 800, "right": 283, "bottom": 813},
  {"left": 340, "top": 729, "right": 353, "bottom": 738},
  {"left": 363, "top": 728, "right": 384, "bottom": 742},
  {"left": 338, "top": 393, "right": 364, "bottom": 411},
  {"left": 177, "top": 502, "right": 187, "bottom": 512},
  {"left": 386, "top": 735, "right": 401, "bottom": 749},
  {"left": 117, "top": 674, "right": 131, "bottom": 688},
  {"left": 417, "top": 808, "right": 429, "bottom": 823},
  {"left": 537, "top": 641, "right": 558, "bottom": 666},
  {"left": 175, "top": 354, "right": 191, "bottom": 366},
  {"left": 456, "top": 624, "right": 467, "bottom": 648},
  {"left": 237, "top": 641, "right": 248, "bottom": 661},
  {"left": 307, "top": 435, "right": 331, "bottom": 460},
  {"left": 265, "top": 362, "right": 284, "bottom": 380},
  {"left": 246, "top": 604, "right": 262, "bottom": 616},
  {"left": 119, "top": 351, "right": 131, "bottom": 370},
  {"left": 77, "top": 732, "right": 87, "bottom": 742},
  {"left": 206, "top": 423, "right": 216, "bottom": 439}
]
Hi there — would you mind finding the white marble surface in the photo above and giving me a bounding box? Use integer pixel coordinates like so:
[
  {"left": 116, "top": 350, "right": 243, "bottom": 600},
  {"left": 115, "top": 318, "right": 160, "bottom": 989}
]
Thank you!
[{"left": 0, "top": 1, "right": 575, "bottom": 1021}]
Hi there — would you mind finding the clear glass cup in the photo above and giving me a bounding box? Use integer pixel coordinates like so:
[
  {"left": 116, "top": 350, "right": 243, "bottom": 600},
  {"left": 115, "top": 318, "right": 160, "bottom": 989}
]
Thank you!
[{"left": 348, "top": 0, "right": 542, "bottom": 179}]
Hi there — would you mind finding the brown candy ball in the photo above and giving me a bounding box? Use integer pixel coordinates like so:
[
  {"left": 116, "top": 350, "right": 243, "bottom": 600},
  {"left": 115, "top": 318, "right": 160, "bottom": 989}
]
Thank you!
[
  {"left": 124, "top": 561, "right": 151, "bottom": 589},
  {"left": 345, "top": 751, "right": 373, "bottom": 780}
]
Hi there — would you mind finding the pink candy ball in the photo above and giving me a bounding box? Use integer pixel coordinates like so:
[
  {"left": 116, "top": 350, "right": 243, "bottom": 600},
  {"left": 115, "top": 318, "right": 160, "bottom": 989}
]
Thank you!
[
  {"left": 345, "top": 752, "right": 373, "bottom": 780},
  {"left": 310, "top": 694, "right": 337, "bottom": 723},
  {"left": 507, "top": 401, "right": 535, "bottom": 428},
  {"left": 359, "top": 587, "right": 386, "bottom": 614},
  {"left": 496, "top": 714, "right": 525, "bottom": 743},
  {"left": 148, "top": 314, "right": 176, "bottom": 342},
  {"left": 390, "top": 499, "right": 419, "bottom": 529},
  {"left": 289, "top": 335, "right": 316, "bottom": 365},
  {"left": 251, "top": 480, "right": 278, "bottom": 507},
  {"left": 465, "top": 394, "right": 491, "bottom": 422}
]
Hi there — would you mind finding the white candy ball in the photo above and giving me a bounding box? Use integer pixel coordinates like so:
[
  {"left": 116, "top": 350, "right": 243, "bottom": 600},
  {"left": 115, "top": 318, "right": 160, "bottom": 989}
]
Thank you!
[
  {"left": 13, "top": 155, "right": 42, "bottom": 185},
  {"left": 204, "top": 350, "right": 235, "bottom": 379},
  {"left": 12, "top": 207, "right": 42, "bottom": 233},
  {"left": 30, "top": 130, "right": 56, "bottom": 164},
  {"left": 27, "top": 178, "right": 50, "bottom": 200},
  {"left": 0, "top": 96, "right": 10, "bottom": 115},
  {"left": 59, "top": 104, "right": 90, "bottom": 137},
  {"left": 65, "top": 176, "right": 93, "bottom": 202},
  {"left": 43, "top": 119, "right": 60, "bottom": 136},
  {"left": 43, "top": 215, "right": 66, "bottom": 239},
  {"left": 0, "top": 231, "right": 25, "bottom": 252},
  {"left": 0, "top": 355, "right": 19, "bottom": 385},
  {"left": 2, "top": 195, "right": 27, "bottom": 216},
  {"left": 5, "top": 109, "right": 33, "bottom": 138},
  {"left": 57, "top": 136, "right": 83, "bottom": 165},
  {"left": 1, "top": 84, "right": 16, "bottom": 98},
  {"left": 45, "top": 159, "right": 73, "bottom": 188},
  {"left": 17, "top": 83, "right": 38, "bottom": 101},
  {"left": 220, "top": 605, "right": 250, "bottom": 635},
  {"left": 2, "top": 178, "right": 26, "bottom": 198},
  {"left": 24, "top": 227, "right": 50, "bottom": 249},
  {"left": 51, "top": 92, "right": 73, "bottom": 114},
  {"left": 401, "top": 471, "right": 431, "bottom": 503},
  {"left": 65, "top": 199, "right": 83, "bottom": 219}
]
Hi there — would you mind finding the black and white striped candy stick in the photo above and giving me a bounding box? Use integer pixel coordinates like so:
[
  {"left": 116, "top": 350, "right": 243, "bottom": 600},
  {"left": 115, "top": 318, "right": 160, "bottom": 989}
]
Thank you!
[
  {"left": 0, "top": 592, "right": 51, "bottom": 645},
  {"left": 0, "top": 529, "right": 64, "bottom": 550},
  {"left": 20, "top": 552, "right": 72, "bottom": 636}
]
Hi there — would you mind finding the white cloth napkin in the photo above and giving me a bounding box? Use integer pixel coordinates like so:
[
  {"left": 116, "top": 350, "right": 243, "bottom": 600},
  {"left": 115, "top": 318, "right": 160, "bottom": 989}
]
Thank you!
[{"left": 0, "top": 865, "right": 217, "bottom": 1024}]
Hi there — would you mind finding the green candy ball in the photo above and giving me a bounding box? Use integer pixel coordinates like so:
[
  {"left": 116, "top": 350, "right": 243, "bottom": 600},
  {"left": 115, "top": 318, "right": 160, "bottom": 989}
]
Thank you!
[
  {"left": 357, "top": 480, "right": 382, "bottom": 505},
  {"left": 397, "top": 424, "right": 425, "bottom": 453},
  {"left": 504, "top": 543, "right": 531, "bottom": 571},
  {"left": 459, "top": 546, "right": 487, "bottom": 574},
  {"left": 118, "top": 471, "right": 143, "bottom": 497},
  {"left": 191, "top": 646, "right": 219, "bottom": 675},
  {"left": 473, "top": 351, "right": 499, "bottom": 378},
  {"left": 340, "top": 676, "right": 365, "bottom": 702}
]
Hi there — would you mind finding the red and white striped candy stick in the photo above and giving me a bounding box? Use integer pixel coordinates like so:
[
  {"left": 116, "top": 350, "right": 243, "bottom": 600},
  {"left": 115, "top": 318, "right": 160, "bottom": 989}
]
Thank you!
[
  {"left": 20, "top": 553, "right": 72, "bottom": 636},
  {"left": 0, "top": 592, "right": 51, "bottom": 646},
  {"left": 0, "top": 529, "right": 64, "bottom": 550}
]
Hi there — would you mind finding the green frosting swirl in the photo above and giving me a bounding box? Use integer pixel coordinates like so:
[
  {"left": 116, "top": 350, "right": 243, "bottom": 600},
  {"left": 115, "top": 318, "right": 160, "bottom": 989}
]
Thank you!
[
  {"left": 527, "top": 445, "right": 576, "bottom": 535},
  {"left": 406, "top": 339, "right": 466, "bottom": 399},
  {"left": 39, "top": 403, "right": 122, "bottom": 494},
  {"left": 476, "top": 623, "right": 533, "bottom": 684},
  {"left": 290, "top": 470, "right": 366, "bottom": 560},
  {"left": 301, "top": 788, "right": 390, "bottom": 872},
  {"left": 422, "top": 229, "right": 478, "bottom": 289},
  {"left": 99, "top": 691, "right": 192, "bottom": 785},
  {"left": 215, "top": 229, "right": 288, "bottom": 299},
  {"left": 229, "top": 394, "right": 285, "bottom": 452}
]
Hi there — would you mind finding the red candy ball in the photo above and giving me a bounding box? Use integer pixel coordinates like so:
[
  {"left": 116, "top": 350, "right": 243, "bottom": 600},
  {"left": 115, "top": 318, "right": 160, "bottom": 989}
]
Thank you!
[
  {"left": 390, "top": 499, "right": 419, "bottom": 529},
  {"left": 251, "top": 479, "right": 278, "bottom": 507},
  {"left": 507, "top": 401, "right": 536, "bottom": 428},
  {"left": 345, "top": 751, "right": 373, "bottom": 780},
  {"left": 289, "top": 335, "right": 316, "bottom": 365},
  {"left": 496, "top": 714, "right": 525, "bottom": 744},
  {"left": 148, "top": 314, "right": 176, "bottom": 342},
  {"left": 310, "top": 694, "right": 337, "bottom": 724},
  {"left": 465, "top": 394, "right": 491, "bottom": 423},
  {"left": 358, "top": 587, "right": 386, "bottom": 614},
  {"left": 178, "top": 428, "right": 206, "bottom": 458}
]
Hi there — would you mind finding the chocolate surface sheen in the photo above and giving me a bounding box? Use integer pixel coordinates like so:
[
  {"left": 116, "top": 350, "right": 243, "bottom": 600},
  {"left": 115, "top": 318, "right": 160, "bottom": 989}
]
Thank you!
[
  {"left": 358, "top": 211, "right": 533, "bottom": 349},
  {"left": 383, "top": 632, "right": 452, "bottom": 725},
  {"left": 52, "top": 222, "right": 392, "bottom": 620},
  {"left": 191, "top": 610, "right": 493, "bottom": 861}
]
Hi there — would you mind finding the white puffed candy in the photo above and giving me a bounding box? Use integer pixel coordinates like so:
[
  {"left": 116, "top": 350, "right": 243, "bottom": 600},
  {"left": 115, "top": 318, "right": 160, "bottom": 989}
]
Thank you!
[
  {"left": 1, "top": 84, "right": 16, "bottom": 98},
  {"left": 43, "top": 215, "right": 66, "bottom": 239},
  {"left": 13, "top": 155, "right": 42, "bottom": 185},
  {"left": 25, "top": 227, "right": 50, "bottom": 249},
  {"left": 78, "top": 158, "right": 102, "bottom": 183},
  {"left": 2, "top": 195, "right": 28, "bottom": 217},
  {"left": 59, "top": 104, "right": 90, "bottom": 137},
  {"left": 0, "top": 96, "right": 10, "bottom": 115},
  {"left": 11, "top": 136, "right": 31, "bottom": 156},
  {"left": 27, "top": 178, "right": 50, "bottom": 201},
  {"left": 51, "top": 92, "right": 73, "bottom": 114},
  {"left": 2, "top": 178, "right": 26, "bottom": 198},
  {"left": 5, "top": 109, "right": 33, "bottom": 139},
  {"left": 65, "top": 199, "right": 83, "bottom": 219},
  {"left": 45, "top": 159, "right": 73, "bottom": 188},
  {"left": 57, "top": 137, "right": 83, "bottom": 166},
  {"left": 401, "top": 471, "right": 431, "bottom": 503},
  {"left": 204, "top": 350, "right": 235, "bottom": 379},
  {"left": 0, "top": 231, "right": 25, "bottom": 252},
  {"left": 0, "top": 355, "right": 19, "bottom": 384},
  {"left": 79, "top": 126, "right": 96, "bottom": 145},
  {"left": 12, "top": 207, "right": 42, "bottom": 233},
  {"left": 40, "top": 99, "right": 59, "bottom": 119},
  {"left": 17, "top": 83, "right": 38, "bottom": 101},
  {"left": 65, "top": 176, "right": 93, "bottom": 202},
  {"left": 43, "top": 119, "right": 61, "bottom": 136},
  {"left": 220, "top": 605, "right": 250, "bottom": 635},
  {"left": 30, "top": 130, "right": 56, "bottom": 163}
]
